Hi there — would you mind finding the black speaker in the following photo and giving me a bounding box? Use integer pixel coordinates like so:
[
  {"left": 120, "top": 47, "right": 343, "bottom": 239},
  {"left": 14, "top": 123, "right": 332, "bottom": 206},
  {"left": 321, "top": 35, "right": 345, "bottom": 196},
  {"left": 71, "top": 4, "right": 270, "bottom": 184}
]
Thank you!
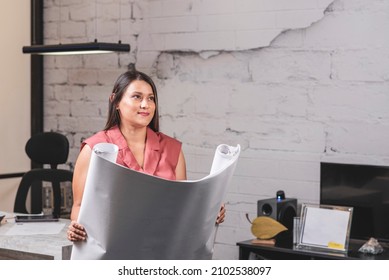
[{"left": 257, "top": 197, "right": 297, "bottom": 230}]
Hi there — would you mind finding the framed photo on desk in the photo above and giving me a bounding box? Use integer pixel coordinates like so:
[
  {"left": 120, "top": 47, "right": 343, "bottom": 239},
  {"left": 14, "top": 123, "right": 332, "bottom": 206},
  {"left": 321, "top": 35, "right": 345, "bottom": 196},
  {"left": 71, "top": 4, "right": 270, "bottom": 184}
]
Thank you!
[{"left": 296, "top": 204, "right": 353, "bottom": 253}]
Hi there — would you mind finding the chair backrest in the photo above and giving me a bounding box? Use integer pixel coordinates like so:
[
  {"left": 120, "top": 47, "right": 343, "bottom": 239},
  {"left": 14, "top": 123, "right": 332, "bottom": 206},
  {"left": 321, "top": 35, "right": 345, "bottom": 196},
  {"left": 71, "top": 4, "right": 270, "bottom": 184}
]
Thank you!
[
  {"left": 14, "top": 169, "right": 73, "bottom": 217},
  {"left": 25, "top": 131, "right": 69, "bottom": 168},
  {"left": 14, "top": 132, "right": 73, "bottom": 217}
]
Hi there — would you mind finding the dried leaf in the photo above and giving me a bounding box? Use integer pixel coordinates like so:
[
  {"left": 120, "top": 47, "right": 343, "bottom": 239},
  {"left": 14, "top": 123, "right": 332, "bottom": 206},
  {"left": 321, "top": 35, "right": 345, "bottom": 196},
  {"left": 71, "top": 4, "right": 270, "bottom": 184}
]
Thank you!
[{"left": 251, "top": 216, "right": 288, "bottom": 240}]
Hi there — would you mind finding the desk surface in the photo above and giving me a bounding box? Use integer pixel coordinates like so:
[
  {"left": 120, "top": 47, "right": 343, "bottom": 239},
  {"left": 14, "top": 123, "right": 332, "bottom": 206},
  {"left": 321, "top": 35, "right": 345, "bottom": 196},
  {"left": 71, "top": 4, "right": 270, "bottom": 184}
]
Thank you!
[
  {"left": 0, "top": 214, "right": 72, "bottom": 260},
  {"left": 237, "top": 239, "right": 389, "bottom": 260}
]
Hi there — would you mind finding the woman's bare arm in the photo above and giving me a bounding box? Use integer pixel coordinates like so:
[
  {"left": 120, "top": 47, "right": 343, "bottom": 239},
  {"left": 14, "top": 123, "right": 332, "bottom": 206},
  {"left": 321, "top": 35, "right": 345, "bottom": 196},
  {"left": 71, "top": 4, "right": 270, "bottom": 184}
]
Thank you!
[
  {"left": 68, "top": 145, "right": 92, "bottom": 241},
  {"left": 175, "top": 149, "right": 187, "bottom": 180}
]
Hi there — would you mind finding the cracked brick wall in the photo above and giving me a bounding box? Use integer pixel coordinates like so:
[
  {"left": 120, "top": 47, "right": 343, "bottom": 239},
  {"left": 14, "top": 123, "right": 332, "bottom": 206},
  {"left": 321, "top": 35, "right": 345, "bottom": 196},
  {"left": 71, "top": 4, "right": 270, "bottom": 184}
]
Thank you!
[{"left": 43, "top": 0, "right": 389, "bottom": 259}]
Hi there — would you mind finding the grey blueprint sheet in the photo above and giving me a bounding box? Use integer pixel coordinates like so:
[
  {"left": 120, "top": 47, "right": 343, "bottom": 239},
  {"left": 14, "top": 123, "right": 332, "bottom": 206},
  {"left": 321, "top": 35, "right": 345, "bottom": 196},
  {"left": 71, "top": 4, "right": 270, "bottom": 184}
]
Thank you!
[{"left": 71, "top": 143, "right": 240, "bottom": 260}]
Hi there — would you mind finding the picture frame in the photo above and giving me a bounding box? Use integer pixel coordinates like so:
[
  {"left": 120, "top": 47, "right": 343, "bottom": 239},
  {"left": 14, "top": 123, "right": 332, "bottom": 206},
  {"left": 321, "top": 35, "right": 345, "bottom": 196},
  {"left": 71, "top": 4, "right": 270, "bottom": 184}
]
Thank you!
[{"left": 296, "top": 204, "right": 353, "bottom": 253}]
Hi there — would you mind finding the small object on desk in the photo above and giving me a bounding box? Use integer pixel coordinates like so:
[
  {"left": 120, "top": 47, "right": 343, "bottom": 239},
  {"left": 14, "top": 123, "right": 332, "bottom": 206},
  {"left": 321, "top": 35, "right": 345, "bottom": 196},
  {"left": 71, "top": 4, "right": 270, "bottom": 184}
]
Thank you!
[
  {"left": 251, "top": 238, "right": 276, "bottom": 246},
  {"left": 358, "top": 237, "right": 384, "bottom": 255},
  {"left": 15, "top": 214, "right": 59, "bottom": 223}
]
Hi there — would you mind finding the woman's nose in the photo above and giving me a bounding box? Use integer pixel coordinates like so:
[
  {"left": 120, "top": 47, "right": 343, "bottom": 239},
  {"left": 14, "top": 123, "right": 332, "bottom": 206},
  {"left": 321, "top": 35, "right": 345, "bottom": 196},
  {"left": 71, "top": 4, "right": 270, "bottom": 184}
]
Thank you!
[{"left": 140, "top": 98, "right": 149, "bottom": 108}]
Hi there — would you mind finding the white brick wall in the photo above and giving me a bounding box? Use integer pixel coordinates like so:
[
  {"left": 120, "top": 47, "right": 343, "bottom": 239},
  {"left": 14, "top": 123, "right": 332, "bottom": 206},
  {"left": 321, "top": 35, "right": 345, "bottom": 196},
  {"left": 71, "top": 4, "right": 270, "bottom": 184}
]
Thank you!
[
  {"left": 139, "top": 0, "right": 332, "bottom": 54},
  {"left": 42, "top": 0, "right": 389, "bottom": 260}
]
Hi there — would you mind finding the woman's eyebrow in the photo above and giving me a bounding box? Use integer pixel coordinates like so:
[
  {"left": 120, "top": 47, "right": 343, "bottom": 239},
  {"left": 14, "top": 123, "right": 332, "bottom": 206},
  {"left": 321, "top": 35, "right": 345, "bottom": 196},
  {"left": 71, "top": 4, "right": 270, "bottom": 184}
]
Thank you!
[{"left": 131, "top": 91, "right": 154, "bottom": 95}]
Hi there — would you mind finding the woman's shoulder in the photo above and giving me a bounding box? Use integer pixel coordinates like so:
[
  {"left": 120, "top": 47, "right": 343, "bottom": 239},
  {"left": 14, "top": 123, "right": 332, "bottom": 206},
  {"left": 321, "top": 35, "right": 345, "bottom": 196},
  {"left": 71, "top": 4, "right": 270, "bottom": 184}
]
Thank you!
[
  {"left": 147, "top": 128, "right": 182, "bottom": 157},
  {"left": 87, "top": 130, "right": 109, "bottom": 141},
  {"left": 82, "top": 130, "right": 111, "bottom": 150},
  {"left": 157, "top": 131, "right": 181, "bottom": 144},
  {"left": 150, "top": 129, "right": 181, "bottom": 147},
  {"left": 148, "top": 129, "right": 182, "bottom": 171}
]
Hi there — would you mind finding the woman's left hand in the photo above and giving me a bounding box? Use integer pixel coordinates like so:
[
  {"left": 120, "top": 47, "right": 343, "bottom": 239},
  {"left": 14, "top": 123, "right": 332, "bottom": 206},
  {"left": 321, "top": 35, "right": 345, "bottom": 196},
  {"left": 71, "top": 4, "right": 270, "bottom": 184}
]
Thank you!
[
  {"left": 67, "top": 220, "right": 87, "bottom": 242},
  {"left": 216, "top": 203, "right": 226, "bottom": 224}
]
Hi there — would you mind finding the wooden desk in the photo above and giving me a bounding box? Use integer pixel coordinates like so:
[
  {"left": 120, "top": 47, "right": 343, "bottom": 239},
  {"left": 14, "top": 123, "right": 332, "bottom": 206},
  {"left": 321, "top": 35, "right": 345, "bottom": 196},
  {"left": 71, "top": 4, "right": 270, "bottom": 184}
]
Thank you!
[{"left": 0, "top": 215, "right": 72, "bottom": 260}]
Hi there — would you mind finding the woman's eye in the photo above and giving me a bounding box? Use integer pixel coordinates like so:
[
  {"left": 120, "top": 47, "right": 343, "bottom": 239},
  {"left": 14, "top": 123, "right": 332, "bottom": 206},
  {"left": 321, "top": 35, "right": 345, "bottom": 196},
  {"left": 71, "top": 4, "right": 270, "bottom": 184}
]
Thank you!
[
  {"left": 148, "top": 96, "right": 155, "bottom": 102},
  {"left": 132, "top": 95, "right": 141, "bottom": 100}
]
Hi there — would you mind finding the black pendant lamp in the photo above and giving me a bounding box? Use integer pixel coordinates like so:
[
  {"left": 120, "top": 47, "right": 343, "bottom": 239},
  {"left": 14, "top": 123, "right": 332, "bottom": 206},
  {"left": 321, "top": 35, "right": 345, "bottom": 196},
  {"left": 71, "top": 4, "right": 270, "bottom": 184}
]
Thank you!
[
  {"left": 23, "top": 40, "right": 130, "bottom": 55},
  {"left": 23, "top": 0, "right": 130, "bottom": 55}
]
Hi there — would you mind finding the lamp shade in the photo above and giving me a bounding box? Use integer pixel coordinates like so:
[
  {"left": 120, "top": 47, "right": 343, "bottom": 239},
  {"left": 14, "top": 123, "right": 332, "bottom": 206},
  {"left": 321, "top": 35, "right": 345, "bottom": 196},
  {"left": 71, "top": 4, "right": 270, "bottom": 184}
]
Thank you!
[{"left": 23, "top": 41, "right": 130, "bottom": 55}]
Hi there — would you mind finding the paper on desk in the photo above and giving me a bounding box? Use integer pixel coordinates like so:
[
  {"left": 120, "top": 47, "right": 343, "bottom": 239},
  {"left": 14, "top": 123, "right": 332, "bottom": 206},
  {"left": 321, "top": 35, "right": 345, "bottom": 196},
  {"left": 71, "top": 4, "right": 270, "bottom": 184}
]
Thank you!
[
  {"left": 5, "top": 222, "right": 65, "bottom": 236},
  {"left": 71, "top": 143, "right": 240, "bottom": 260}
]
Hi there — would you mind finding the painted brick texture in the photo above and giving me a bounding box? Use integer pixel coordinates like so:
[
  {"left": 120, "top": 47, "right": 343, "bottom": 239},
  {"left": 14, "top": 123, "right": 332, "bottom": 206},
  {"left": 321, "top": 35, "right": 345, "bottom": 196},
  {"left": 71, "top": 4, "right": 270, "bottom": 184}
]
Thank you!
[{"left": 43, "top": 0, "right": 389, "bottom": 259}]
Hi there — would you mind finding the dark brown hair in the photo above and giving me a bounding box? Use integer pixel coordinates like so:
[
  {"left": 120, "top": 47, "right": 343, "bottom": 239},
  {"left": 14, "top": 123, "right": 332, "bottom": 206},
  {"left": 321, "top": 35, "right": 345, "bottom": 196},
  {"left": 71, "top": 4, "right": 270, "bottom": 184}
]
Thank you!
[{"left": 104, "top": 70, "right": 159, "bottom": 132}]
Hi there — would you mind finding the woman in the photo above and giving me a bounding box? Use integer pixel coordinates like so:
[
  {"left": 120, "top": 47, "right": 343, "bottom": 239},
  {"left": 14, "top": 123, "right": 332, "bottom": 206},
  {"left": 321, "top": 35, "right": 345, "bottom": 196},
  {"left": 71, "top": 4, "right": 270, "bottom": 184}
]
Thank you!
[{"left": 67, "top": 70, "right": 225, "bottom": 242}]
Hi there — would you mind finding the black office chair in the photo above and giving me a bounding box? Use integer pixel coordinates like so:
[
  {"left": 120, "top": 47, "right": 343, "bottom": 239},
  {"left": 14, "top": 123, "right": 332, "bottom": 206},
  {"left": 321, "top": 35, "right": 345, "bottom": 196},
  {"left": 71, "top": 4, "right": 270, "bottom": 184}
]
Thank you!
[{"left": 13, "top": 132, "right": 73, "bottom": 218}]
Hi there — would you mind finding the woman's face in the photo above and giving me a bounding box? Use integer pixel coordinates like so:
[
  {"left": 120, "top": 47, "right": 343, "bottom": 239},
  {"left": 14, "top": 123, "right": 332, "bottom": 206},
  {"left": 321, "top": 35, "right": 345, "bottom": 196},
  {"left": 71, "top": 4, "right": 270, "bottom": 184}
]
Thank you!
[{"left": 117, "top": 80, "right": 156, "bottom": 129}]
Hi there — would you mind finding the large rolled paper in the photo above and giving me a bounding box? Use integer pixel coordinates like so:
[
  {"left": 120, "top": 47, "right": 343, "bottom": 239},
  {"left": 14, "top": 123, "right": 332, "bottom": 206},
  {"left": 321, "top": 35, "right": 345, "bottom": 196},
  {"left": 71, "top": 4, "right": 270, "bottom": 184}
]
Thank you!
[{"left": 71, "top": 143, "right": 240, "bottom": 260}]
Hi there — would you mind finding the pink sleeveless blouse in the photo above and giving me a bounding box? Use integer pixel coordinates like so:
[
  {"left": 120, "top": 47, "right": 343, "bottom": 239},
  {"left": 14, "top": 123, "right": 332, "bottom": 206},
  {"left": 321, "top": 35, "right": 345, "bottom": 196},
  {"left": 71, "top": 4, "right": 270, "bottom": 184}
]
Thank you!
[{"left": 82, "top": 126, "right": 182, "bottom": 180}]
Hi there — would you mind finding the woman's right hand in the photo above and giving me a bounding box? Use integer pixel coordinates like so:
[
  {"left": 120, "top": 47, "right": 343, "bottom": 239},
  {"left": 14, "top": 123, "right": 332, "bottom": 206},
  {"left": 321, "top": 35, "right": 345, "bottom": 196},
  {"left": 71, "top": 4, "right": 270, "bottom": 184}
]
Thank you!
[{"left": 67, "top": 220, "right": 87, "bottom": 242}]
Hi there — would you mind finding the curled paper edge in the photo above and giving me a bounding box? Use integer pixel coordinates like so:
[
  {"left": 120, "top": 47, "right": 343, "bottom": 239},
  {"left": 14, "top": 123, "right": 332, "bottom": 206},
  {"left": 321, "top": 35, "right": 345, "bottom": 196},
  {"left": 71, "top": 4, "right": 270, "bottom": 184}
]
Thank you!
[
  {"left": 93, "top": 143, "right": 119, "bottom": 163},
  {"left": 210, "top": 144, "right": 240, "bottom": 175}
]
